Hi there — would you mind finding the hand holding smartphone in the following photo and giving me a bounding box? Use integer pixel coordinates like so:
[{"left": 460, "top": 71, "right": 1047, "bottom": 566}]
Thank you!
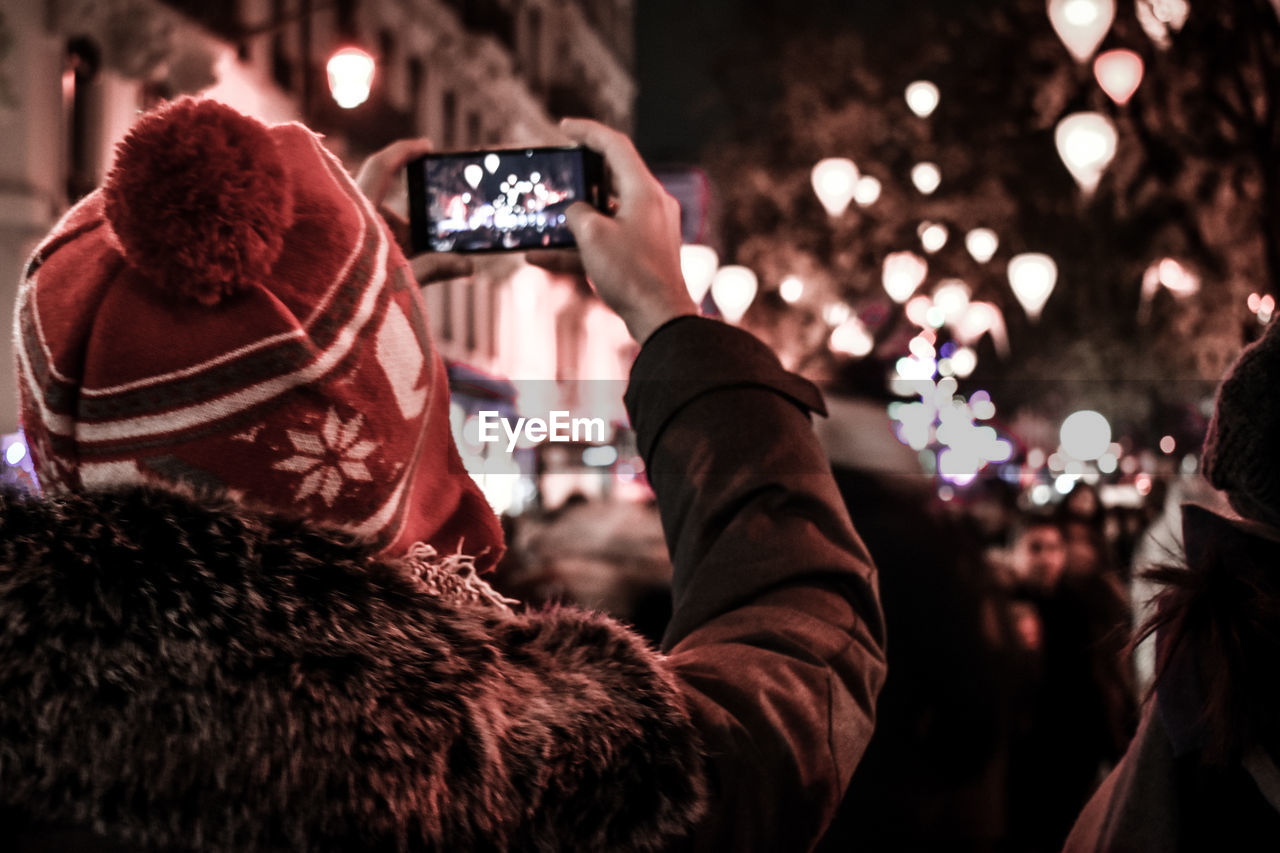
[{"left": 407, "top": 146, "right": 608, "bottom": 253}]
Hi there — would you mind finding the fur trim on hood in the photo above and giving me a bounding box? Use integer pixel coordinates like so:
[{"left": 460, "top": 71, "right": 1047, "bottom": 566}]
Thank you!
[{"left": 0, "top": 487, "right": 706, "bottom": 851}]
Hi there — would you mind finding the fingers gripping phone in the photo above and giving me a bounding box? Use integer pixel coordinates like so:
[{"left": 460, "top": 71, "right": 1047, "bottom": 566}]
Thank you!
[{"left": 407, "top": 146, "right": 608, "bottom": 253}]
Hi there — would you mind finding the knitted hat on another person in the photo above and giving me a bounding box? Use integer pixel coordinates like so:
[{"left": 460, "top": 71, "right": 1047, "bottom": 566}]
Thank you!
[
  {"left": 15, "top": 97, "right": 503, "bottom": 567},
  {"left": 1201, "top": 317, "right": 1280, "bottom": 531}
]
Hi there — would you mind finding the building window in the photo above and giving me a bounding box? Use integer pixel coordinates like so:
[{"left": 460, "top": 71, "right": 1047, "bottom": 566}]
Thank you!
[
  {"left": 271, "top": 34, "right": 293, "bottom": 91},
  {"left": 407, "top": 56, "right": 425, "bottom": 127},
  {"left": 465, "top": 280, "right": 476, "bottom": 352},
  {"left": 442, "top": 90, "right": 457, "bottom": 149},
  {"left": 336, "top": 0, "right": 358, "bottom": 38},
  {"left": 525, "top": 7, "right": 543, "bottom": 87},
  {"left": 441, "top": 278, "right": 455, "bottom": 342},
  {"left": 467, "top": 112, "right": 482, "bottom": 146},
  {"left": 488, "top": 280, "right": 499, "bottom": 359},
  {"left": 64, "top": 37, "right": 101, "bottom": 204}
]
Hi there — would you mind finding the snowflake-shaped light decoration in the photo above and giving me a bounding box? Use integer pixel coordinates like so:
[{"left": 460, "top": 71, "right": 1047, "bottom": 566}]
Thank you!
[
  {"left": 273, "top": 409, "right": 377, "bottom": 506},
  {"left": 888, "top": 377, "right": 1013, "bottom": 486}
]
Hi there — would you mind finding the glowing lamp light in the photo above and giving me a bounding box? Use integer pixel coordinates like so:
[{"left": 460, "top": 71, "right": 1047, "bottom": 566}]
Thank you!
[
  {"left": 327, "top": 47, "right": 376, "bottom": 109},
  {"left": 955, "top": 301, "right": 1010, "bottom": 356},
  {"left": 911, "top": 162, "right": 942, "bottom": 195},
  {"left": 950, "top": 346, "right": 978, "bottom": 378},
  {"left": 905, "top": 295, "right": 933, "bottom": 326},
  {"left": 680, "top": 244, "right": 719, "bottom": 304},
  {"left": 1137, "top": 0, "right": 1190, "bottom": 48},
  {"left": 1055, "top": 112, "right": 1118, "bottom": 195},
  {"left": 1048, "top": 0, "right": 1116, "bottom": 62},
  {"left": 965, "top": 228, "right": 999, "bottom": 264},
  {"left": 854, "top": 175, "right": 883, "bottom": 206},
  {"left": 823, "top": 302, "right": 852, "bottom": 327},
  {"left": 1094, "top": 49, "right": 1145, "bottom": 106},
  {"left": 779, "top": 275, "right": 805, "bottom": 304},
  {"left": 811, "top": 157, "right": 860, "bottom": 217},
  {"left": 905, "top": 80, "right": 940, "bottom": 118},
  {"left": 882, "top": 251, "right": 929, "bottom": 303},
  {"left": 1008, "top": 252, "right": 1058, "bottom": 322},
  {"left": 919, "top": 222, "right": 949, "bottom": 254},
  {"left": 4, "top": 441, "right": 26, "bottom": 466},
  {"left": 710, "top": 265, "right": 758, "bottom": 323},
  {"left": 830, "top": 316, "right": 874, "bottom": 357},
  {"left": 1060, "top": 409, "right": 1112, "bottom": 461},
  {"left": 1155, "top": 258, "right": 1200, "bottom": 295},
  {"left": 1138, "top": 257, "right": 1199, "bottom": 321},
  {"left": 932, "top": 279, "right": 971, "bottom": 324}
]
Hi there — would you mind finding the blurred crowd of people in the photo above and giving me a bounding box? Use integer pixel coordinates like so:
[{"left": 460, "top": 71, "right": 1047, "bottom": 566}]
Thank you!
[{"left": 496, "top": 411, "right": 1190, "bottom": 852}]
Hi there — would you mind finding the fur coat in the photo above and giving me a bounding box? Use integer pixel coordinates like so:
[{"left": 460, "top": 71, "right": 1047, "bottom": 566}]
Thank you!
[{"left": 0, "top": 486, "right": 706, "bottom": 851}]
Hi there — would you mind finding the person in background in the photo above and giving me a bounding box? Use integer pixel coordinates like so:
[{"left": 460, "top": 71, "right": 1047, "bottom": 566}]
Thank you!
[
  {"left": 0, "top": 98, "right": 885, "bottom": 851},
  {"left": 1066, "top": 316, "right": 1280, "bottom": 851},
  {"left": 1005, "top": 513, "right": 1135, "bottom": 852},
  {"left": 812, "top": 395, "right": 1020, "bottom": 852}
]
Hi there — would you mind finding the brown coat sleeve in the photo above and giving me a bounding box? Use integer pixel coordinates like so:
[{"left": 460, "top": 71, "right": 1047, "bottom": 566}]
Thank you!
[{"left": 624, "top": 317, "right": 887, "bottom": 852}]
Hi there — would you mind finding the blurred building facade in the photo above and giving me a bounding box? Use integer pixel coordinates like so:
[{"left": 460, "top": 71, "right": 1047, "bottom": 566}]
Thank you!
[{"left": 0, "top": 0, "right": 637, "bottom": 470}]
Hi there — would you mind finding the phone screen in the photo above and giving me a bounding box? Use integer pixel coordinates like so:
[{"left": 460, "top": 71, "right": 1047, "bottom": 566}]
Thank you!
[{"left": 408, "top": 146, "right": 604, "bottom": 253}]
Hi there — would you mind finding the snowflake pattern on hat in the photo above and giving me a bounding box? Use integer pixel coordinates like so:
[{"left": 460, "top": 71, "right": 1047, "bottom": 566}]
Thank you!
[{"left": 272, "top": 409, "right": 377, "bottom": 507}]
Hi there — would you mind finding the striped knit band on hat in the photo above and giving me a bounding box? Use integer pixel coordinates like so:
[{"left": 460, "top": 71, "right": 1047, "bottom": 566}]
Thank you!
[
  {"left": 14, "top": 97, "right": 503, "bottom": 566},
  {"left": 1202, "top": 316, "right": 1280, "bottom": 531}
]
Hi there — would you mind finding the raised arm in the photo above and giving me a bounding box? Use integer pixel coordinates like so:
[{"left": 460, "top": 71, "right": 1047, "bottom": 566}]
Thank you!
[{"left": 557, "top": 119, "right": 888, "bottom": 851}]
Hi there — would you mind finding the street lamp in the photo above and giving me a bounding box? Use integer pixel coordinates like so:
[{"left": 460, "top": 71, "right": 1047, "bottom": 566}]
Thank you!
[
  {"left": 1008, "top": 252, "right": 1058, "bottom": 321},
  {"left": 327, "top": 47, "right": 375, "bottom": 108},
  {"left": 1055, "top": 112, "right": 1118, "bottom": 196},
  {"left": 811, "top": 157, "right": 860, "bottom": 217}
]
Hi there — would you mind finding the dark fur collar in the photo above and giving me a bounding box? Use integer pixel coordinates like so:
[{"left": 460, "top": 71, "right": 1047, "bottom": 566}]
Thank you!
[{"left": 0, "top": 487, "right": 705, "bottom": 851}]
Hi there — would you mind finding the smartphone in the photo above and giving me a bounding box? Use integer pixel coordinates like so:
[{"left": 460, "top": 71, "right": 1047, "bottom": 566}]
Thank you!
[{"left": 407, "top": 145, "right": 608, "bottom": 253}]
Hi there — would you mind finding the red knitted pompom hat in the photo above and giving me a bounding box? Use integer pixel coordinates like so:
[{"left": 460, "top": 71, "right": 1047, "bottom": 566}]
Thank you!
[{"left": 15, "top": 97, "right": 503, "bottom": 566}]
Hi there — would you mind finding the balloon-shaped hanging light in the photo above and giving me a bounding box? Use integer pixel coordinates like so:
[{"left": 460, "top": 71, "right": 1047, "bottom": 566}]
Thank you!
[
  {"left": 1008, "top": 253, "right": 1058, "bottom": 322},
  {"left": 779, "top": 275, "right": 805, "bottom": 304},
  {"left": 711, "top": 265, "right": 758, "bottom": 323},
  {"left": 911, "top": 162, "right": 942, "bottom": 195},
  {"left": 680, "top": 244, "right": 719, "bottom": 305},
  {"left": 932, "top": 279, "right": 971, "bottom": 325},
  {"left": 954, "top": 301, "right": 1010, "bottom": 357},
  {"left": 1047, "top": 0, "right": 1116, "bottom": 62},
  {"left": 905, "top": 80, "right": 940, "bottom": 118},
  {"left": 1055, "top": 112, "right": 1118, "bottom": 195},
  {"left": 965, "top": 228, "right": 999, "bottom": 264},
  {"left": 830, "top": 316, "right": 874, "bottom": 357},
  {"left": 853, "top": 175, "right": 882, "bottom": 206},
  {"left": 1094, "top": 49, "right": 1144, "bottom": 106},
  {"left": 882, "top": 251, "right": 929, "bottom": 303},
  {"left": 811, "top": 158, "right": 860, "bottom": 217},
  {"left": 918, "top": 222, "right": 949, "bottom": 254}
]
